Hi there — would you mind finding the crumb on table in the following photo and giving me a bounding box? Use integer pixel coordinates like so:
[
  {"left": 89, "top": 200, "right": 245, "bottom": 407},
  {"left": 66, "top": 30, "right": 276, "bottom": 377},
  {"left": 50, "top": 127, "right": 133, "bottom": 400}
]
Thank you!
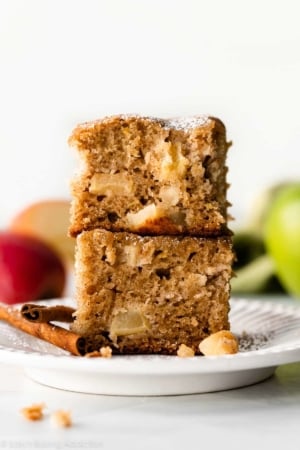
[
  {"left": 20, "top": 403, "right": 45, "bottom": 421},
  {"left": 51, "top": 410, "right": 72, "bottom": 428}
]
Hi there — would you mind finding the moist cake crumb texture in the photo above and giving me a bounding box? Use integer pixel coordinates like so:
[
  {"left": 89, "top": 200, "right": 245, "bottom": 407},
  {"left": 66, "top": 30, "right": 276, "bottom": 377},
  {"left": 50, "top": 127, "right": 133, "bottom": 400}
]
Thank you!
[
  {"left": 69, "top": 115, "right": 231, "bottom": 237},
  {"left": 69, "top": 114, "right": 234, "bottom": 355},
  {"left": 71, "top": 230, "right": 233, "bottom": 354}
]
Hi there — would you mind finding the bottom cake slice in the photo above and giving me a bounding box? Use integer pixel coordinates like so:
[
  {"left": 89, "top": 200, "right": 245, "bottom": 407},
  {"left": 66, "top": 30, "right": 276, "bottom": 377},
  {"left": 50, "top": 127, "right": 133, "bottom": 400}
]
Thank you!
[{"left": 72, "top": 229, "right": 234, "bottom": 354}]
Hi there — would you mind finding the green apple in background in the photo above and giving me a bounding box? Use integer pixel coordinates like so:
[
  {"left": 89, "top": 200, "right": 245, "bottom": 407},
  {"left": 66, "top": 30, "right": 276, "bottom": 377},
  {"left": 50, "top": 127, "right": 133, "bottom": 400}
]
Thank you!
[{"left": 264, "top": 183, "right": 300, "bottom": 297}]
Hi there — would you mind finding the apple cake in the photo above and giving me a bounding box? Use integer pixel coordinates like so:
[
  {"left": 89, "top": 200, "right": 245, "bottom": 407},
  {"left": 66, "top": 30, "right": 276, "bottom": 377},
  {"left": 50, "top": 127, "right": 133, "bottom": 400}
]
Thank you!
[
  {"left": 69, "top": 115, "right": 231, "bottom": 237},
  {"left": 71, "top": 229, "right": 234, "bottom": 354}
]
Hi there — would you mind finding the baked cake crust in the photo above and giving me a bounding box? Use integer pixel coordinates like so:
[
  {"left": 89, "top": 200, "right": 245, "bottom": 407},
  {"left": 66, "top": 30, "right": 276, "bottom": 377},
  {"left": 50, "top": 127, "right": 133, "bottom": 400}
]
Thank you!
[
  {"left": 69, "top": 115, "right": 231, "bottom": 237},
  {"left": 71, "top": 229, "right": 234, "bottom": 355}
]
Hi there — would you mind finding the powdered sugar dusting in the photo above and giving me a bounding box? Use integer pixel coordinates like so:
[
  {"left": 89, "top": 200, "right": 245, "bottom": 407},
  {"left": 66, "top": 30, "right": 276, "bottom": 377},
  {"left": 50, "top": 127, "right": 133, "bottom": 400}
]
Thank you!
[
  {"left": 163, "top": 116, "right": 210, "bottom": 131},
  {"left": 74, "top": 114, "right": 211, "bottom": 134},
  {"left": 119, "top": 114, "right": 211, "bottom": 131}
]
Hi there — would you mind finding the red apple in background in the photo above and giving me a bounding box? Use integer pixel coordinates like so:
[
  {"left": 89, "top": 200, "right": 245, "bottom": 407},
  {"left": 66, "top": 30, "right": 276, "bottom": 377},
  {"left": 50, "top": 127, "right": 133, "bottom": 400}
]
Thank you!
[
  {"left": 0, "top": 231, "right": 66, "bottom": 304},
  {"left": 9, "top": 200, "right": 75, "bottom": 267}
]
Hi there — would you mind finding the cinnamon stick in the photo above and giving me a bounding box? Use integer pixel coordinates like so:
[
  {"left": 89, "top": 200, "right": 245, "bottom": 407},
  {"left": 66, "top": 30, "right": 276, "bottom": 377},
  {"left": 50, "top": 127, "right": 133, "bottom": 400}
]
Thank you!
[
  {"left": 0, "top": 304, "right": 86, "bottom": 356},
  {"left": 21, "top": 304, "right": 75, "bottom": 323}
]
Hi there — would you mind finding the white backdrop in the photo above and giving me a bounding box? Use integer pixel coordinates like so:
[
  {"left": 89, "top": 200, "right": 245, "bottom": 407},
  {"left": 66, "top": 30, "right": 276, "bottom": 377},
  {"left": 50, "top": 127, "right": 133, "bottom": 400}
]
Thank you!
[{"left": 1, "top": 0, "right": 300, "bottom": 228}]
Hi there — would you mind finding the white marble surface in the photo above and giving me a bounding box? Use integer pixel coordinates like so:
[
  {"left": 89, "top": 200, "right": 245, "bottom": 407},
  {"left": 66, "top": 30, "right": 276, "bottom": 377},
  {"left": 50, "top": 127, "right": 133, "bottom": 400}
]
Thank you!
[{"left": 0, "top": 362, "right": 300, "bottom": 450}]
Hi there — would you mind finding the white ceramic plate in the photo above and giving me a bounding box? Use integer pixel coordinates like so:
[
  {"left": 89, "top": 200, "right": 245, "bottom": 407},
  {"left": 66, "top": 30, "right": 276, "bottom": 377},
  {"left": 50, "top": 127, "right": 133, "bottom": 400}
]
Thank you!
[{"left": 1, "top": 298, "right": 300, "bottom": 396}]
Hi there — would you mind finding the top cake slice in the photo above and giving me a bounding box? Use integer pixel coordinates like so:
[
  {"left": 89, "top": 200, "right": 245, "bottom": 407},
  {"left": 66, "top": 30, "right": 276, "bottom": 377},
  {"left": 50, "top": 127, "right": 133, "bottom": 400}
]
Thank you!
[{"left": 69, "top": 115, "right": 231, "bottom": 236}]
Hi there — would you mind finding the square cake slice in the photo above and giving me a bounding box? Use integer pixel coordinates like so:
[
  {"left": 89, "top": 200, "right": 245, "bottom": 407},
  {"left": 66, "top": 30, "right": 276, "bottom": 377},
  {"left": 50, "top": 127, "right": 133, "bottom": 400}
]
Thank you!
[
  {"left": 71, "top": 229, "right": 234, "bottom": 354},
  {"left": 69, "top": 115, "right": 231, "bottom": 237}
]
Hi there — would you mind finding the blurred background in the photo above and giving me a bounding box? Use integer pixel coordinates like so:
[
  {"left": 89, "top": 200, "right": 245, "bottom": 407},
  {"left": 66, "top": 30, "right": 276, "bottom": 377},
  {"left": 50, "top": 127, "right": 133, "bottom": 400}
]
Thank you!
[
  {"left": 1, "top": 0, "right": 300, "bottom": 301},
  {"left": 1, "top": 0, "right": 300, "bottom": 228}
]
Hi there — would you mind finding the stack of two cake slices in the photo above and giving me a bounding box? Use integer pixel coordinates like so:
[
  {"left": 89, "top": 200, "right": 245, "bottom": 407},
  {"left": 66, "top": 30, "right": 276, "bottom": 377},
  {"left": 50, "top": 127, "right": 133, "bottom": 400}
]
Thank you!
[{"left": 68, "top": 115, "right": 234, "bottom": 354}]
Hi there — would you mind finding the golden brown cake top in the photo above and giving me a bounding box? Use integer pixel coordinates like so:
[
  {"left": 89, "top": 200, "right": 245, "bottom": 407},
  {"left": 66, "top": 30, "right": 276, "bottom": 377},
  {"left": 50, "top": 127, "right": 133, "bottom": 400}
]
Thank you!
[{"left": 69, "top": 114, "right": 226, "bottom": 148}]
